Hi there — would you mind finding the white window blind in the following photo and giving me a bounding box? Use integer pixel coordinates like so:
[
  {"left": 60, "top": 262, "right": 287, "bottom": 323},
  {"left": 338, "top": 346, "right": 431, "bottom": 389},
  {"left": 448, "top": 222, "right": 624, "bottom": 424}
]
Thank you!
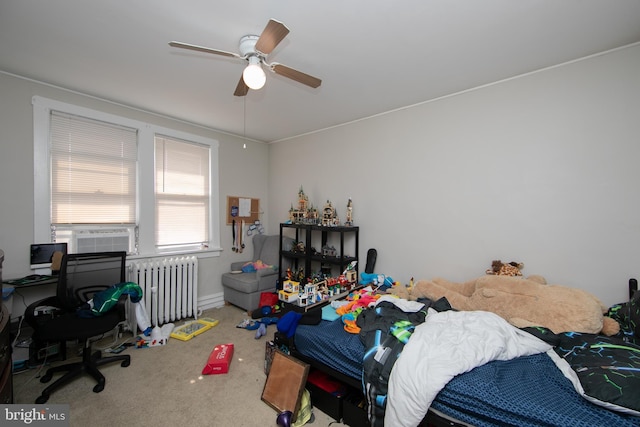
[
  {"left": 155, "top": 135, "right": 210, "bottom": 248},
  {"left": 50, "top": 111, "right": 137, "bottom": 225}
]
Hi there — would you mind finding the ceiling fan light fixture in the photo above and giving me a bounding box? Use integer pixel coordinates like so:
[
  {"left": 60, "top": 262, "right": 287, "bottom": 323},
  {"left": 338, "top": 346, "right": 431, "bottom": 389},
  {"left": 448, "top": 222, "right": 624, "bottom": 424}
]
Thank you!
[
  {"left": 243, "top": 56, "right": 266, "bottom": 90},
  {"left": 170, "top": 19, "right": 321, "bottom": 96}
]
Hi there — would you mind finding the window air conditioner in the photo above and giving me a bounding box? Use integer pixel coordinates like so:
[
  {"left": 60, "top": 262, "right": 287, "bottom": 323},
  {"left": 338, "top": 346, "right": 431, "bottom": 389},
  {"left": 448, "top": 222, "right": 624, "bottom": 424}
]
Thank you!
[{"left": 74, "top": 229, "right": 131, "bottom": 253}]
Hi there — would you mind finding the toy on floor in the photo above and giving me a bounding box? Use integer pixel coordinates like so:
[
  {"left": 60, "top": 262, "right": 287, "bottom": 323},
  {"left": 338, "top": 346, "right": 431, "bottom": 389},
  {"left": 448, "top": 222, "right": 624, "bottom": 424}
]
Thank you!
[
  {"left": 136, "top": 287, "right": 175, "bottom": 347},
  {"left": 170, "top": 318, "right": 219, "bottom": 341},
  {"left": 136, "top": 323, "right": 175, "bottom": 348},
  {"left": 135, "top": 300, "right": 153, "bottom": 337},
  {"left": 134, "top": 297, "right": 174, "bottom": 348},
  {"left": 276, "top": 411, "right": 293, "bottom": 427},
  {"left": 202, "top": 343, "right": 234, "bottom": 375},
  {"left": 237, "top": 317, "right": 279, "bottom": 339},
  {"left": 275, "top": 388, "right": 313, "bottom": 427}
]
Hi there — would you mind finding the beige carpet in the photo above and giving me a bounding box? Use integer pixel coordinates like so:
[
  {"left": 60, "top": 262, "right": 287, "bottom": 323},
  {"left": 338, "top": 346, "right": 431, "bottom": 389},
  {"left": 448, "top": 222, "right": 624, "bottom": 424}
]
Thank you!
[{"left": 12, "top": 305, "right": 349, "bottom": 427}]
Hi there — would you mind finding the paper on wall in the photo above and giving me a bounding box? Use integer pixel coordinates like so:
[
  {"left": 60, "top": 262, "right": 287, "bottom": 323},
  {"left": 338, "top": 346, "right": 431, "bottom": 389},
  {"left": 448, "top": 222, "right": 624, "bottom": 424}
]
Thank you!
[{"left": 239, "top": 198, "right": 251, "bottom": 217}]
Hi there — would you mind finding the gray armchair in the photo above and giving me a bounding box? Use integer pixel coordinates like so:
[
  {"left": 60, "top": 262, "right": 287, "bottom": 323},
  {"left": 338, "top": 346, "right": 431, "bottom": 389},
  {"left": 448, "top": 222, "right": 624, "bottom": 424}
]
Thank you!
[{"left": 222, "top": 234, "right": 292, "bottom": 311}]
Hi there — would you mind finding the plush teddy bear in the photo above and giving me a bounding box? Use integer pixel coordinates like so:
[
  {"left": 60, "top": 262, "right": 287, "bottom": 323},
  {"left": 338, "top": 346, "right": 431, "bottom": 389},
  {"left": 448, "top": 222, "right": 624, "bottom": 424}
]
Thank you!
[
  {"left": 385, "top": 282, "right": 411, "bottom": 300},
  {"left": 401, "top": 275, "right": 620, "bottom": 336}
]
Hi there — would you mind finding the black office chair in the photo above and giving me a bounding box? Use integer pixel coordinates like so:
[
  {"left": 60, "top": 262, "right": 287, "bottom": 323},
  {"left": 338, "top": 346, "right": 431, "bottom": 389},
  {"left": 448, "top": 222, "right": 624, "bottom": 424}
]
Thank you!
[{"left": 25, "top": 251, "right": 131, "bottom": 404}]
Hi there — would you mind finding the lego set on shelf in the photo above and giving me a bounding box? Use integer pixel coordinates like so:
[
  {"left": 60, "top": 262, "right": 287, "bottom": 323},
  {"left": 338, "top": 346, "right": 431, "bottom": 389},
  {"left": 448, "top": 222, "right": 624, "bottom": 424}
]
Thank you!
[
  {"left": 287, "top": 186, "right": 353, "bottom": 227},
  {"left": 278, "top": 263, "right": 359, "bottom": 308}
]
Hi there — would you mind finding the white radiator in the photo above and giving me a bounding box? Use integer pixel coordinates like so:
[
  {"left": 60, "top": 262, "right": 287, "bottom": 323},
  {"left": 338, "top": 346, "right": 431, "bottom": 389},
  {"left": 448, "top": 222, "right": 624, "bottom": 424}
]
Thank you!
[{"left": 127, "top": 256, "right": 198, "bottom": 330}]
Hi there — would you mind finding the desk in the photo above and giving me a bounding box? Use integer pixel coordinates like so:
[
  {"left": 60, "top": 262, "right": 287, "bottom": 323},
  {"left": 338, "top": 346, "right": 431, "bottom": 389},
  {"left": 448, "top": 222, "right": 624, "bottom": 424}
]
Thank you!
[{"left": 2, "top": 277, "right": 57, "bottom": 320}]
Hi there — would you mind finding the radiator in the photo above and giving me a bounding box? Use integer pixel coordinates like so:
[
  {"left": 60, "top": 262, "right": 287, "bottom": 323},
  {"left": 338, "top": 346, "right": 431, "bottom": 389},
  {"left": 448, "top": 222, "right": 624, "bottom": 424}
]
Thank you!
[{"left": 127, "top": 256, "right": 198, "bottom": 330}]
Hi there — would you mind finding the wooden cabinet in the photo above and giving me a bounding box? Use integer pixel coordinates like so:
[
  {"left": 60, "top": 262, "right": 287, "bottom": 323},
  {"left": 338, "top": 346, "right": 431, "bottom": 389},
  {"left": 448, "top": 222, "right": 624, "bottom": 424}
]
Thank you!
[
  {"left": 279, "top": 223, "right": 359, "bottom": 282},
  {"left": 0, "top": 303, "right": 13, "bottom": 404}
]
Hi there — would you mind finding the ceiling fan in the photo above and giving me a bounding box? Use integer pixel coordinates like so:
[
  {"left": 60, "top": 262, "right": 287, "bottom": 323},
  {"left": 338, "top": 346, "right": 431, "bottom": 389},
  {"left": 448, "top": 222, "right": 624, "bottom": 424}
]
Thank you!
[{"left": 169, "top": 19, "right": 322, "bottom": 97}]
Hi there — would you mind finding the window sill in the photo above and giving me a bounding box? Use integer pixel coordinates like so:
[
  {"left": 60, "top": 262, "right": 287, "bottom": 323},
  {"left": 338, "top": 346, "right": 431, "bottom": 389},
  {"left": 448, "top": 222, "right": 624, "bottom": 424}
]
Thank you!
[{"left": 128, "top": 247, "right": 222, "bottom": 262}]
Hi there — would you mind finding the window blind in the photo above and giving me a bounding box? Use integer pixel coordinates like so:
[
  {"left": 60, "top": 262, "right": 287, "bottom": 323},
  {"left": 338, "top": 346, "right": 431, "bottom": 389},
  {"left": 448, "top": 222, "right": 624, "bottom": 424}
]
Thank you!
[
  {"left": 50, "top": 111, "right": 137, "bottom": 225},
  {"left": 155, "top": 136, "right": 210, "bottom": 247}
]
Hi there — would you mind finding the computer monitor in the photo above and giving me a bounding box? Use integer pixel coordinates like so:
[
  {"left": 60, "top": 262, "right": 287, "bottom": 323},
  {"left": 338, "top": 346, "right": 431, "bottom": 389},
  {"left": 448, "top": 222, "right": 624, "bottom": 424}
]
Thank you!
[{"left": 30, "top": 243, "right": 68, "bottom": 270}]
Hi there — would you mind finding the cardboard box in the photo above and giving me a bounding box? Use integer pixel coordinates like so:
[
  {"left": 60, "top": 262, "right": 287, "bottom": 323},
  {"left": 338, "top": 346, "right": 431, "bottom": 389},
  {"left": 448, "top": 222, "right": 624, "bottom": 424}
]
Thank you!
[{"left": 202, "top": 343, "right": 234, "bottom": 375}]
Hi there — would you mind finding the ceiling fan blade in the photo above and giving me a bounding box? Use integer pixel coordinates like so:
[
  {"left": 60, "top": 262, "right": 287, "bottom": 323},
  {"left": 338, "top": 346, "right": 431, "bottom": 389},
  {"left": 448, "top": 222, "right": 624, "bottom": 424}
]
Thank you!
[
  {"left": 234, "top": 75, "right": 249, "bottom": 97},
  {"left": 255, "top": 19, "right": 290, "bottom": 55},
  {"left": 169, "top": 41, "right": 240, "bottom": 58},
  {"left": 271, "top": 64, "right": 322, "bottom": 88}
]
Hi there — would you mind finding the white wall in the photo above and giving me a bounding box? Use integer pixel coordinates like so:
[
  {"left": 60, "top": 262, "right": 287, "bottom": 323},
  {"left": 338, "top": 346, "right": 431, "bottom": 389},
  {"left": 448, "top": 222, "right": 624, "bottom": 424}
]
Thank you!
[
  {"left": 268, "top": 44, "right": 640, "bottom": 307},
  {"left": 0, "top": 72, "right": 269, "bottom": 316},
  {"left": 3, "top": 43, "right": 638, "bottom": 313}
]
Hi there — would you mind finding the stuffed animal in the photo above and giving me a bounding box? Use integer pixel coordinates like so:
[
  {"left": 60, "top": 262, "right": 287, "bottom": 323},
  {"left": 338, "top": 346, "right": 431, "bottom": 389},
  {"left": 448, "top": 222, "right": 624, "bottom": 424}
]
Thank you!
[
  {"left": 396, "top": 275, "right": 620, "bottom": 336},
  {"left": 386, "top": 281, "right": 411, "bottom": 300},
  {"left": 486, "top": 260, "right": 524, "bottom": 276}
]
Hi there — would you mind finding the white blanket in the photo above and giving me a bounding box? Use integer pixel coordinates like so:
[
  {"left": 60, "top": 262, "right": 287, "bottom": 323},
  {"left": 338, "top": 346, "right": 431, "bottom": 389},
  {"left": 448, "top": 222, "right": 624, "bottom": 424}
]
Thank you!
[{"left": 385, "top": 309, "right": 552, "bottom": 427}]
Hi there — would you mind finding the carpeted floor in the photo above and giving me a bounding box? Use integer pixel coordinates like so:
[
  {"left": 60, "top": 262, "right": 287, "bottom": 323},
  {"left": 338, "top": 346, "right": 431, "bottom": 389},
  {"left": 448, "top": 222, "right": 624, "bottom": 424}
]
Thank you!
[{"left": 12, "top": 304, "right": 349, "bottom": 427}]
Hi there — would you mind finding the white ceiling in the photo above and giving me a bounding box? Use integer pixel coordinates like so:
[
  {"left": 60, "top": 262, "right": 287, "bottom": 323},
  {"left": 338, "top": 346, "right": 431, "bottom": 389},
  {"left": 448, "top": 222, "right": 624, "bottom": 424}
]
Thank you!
[{"left": 1, "top": 1, "right": 640, "bottom": 143}]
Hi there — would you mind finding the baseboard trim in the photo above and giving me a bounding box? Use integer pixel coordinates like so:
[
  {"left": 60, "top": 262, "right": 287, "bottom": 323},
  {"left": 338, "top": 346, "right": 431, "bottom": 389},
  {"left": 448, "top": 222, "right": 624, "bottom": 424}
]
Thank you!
[{"left": 198, "top": 291, "right": 225, "bottom": 313}]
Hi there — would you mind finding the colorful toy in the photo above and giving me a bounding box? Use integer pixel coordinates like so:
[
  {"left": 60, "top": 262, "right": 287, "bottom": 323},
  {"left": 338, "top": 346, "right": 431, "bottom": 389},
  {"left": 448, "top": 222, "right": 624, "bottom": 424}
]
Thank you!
[
  {"left": 241, "top": 260, "right": 275, "bottom": 272},
  {"left": 288, "top": 186, "right": 319, "bottom": 224},
  {"left": 485, "top": 260, "right": 524, "bottom": 276},
  {"left": 345, "top": 197, "right": 353, "bottom": 226},
  {"left": 283, "top": 280, "right": 300, "bottom": 293},
  {"left": 322, "top": 200, "right": 339, "bottom": 226},
  {"left": 201, "top": 343, "right": 234, "bottom": 375},
  {"left": 135, "top": 323, "right": 175, "bottom": 348},
  {"left": 135, "top": 286, "right": 176, "bottom": 347},
  {"left": 360, "top": 272, "right": 394, "bottom": 288},
  {"left": 237, "top": 316, "right": 279, "bottom": 339},
  {"left": 170, "top": 318, "right": 219, "bottom": 341}
]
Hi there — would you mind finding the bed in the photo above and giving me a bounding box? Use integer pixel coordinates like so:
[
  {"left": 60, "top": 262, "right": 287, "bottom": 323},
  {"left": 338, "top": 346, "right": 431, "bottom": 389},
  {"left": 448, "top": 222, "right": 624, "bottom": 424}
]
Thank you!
[{"left": 290, "top": 295, "right": 640, "bottom": 427}]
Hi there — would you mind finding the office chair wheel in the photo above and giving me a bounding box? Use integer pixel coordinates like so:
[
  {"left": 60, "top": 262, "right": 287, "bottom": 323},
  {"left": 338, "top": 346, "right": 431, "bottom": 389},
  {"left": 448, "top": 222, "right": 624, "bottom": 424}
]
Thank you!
[
  {"left": 121, "top": 359, "right": 130, "bottom": 367},
  {"left": 40, "top": 373, "right": 53, "bottom": 383},
  {"left": 93, "top": 382, "right": 105, "bottom": 393},
  {"left": 35, "top": 394, "right": 50, "bottom": 404}
]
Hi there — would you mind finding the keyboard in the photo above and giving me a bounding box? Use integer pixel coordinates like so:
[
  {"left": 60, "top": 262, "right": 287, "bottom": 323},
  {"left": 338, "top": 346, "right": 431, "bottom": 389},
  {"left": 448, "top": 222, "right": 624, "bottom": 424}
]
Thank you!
[{"left": 4, "top": 274, "right": 57, "bottom": 286}]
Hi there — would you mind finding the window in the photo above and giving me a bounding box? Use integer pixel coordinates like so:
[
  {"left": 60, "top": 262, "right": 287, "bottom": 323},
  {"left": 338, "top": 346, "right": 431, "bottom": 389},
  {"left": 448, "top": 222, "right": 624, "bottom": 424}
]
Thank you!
[
  {"left": 155, "top": 136, "right": 210, "bottom": 249},
  {"left": 49, "top": 111, "right": 138, "bottom": 253},
  {"left": 33, "top": 96, "right": 220, "bottom": 258}
]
